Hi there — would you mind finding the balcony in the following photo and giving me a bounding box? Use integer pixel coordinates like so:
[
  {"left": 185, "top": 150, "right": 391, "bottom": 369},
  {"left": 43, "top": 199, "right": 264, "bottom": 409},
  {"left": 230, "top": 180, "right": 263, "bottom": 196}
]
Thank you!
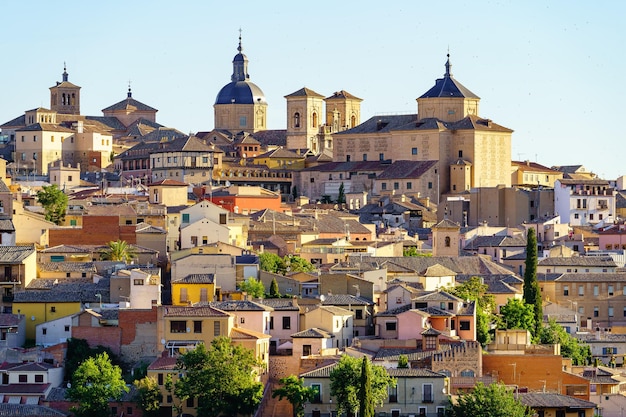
[{"left": 0, "top": 276, "right": 20, "bottom": 285}]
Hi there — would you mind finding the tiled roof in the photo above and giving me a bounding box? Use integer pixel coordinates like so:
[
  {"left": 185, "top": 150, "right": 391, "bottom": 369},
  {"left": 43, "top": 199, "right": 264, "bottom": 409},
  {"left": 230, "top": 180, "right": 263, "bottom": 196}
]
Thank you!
[
  {"left": 376, "top": 304, "right": 412, "bottom": 317},
  {"left": 464, "top": 234, "right": 526, "bottom": 250},
  {"left": 147, "top": 356, "right": 177, "bottom": 371},
  {"left": 517, "top": 393, "right": 596, "bottom": 409},
  {"left": 414, "top": 291, "right": 461, "bottom": 303},
  {"left": 209, "top": 300, "right": 273, "bottom": 311},
  {"left": 173, "top": 274, "right": 215, "bottom": 284},
  {"left": 387, "top": 368, "right": 446, "bottom": 378},
  {"left": 0, "top": 362, "right": 56, "bottom": 372},
  {"left": 0, "top": 403, "right": 68, "bottom": 416},
  {"left": 417, "top": 306, "right": 454, "bottom": 317},
  {"left": 313, "top": 305, "right": 353, "bottom": 316},
  {"left": 15, "top": 277, "right": 109, "bottom": 303},
  {"left": 285, "top": 87, "right": 325, "bottom": 98},
  {"left": 326, "top": 90, "right": 362, "bottom": 101},
  {"left": 101, "top": 95, "right": 158, "bottom": 112},
  {"left": 555, "top": 272, "right": 626, "bottom": 282},
  {"left": 321, "top": 294, "right": 374, "bottom": 306},
  {"left": 291, "top": 328, "right": 334, "bottom": 339},
  {"left": 335, "top": 114, "right": 417, "bottom": 135},
  {"left": 230, "top": 327, "right": 271, "bottom": 339},
  {"left": 0, "top": 245, "right": 35, "bottom": 263},
  {"left": 38, "top": 262, "right": 96, "bottom": 273},
  {"left": 249, "top": 130, "right": 287, "bottom": 147},
  {"left": 538, "top": 256, "right": 615, "bottom": 267},
  {"left": 0, "top": 383, "right": 50, "bottom": 394},
  {"left": 162, "top": 306, "right": 230, "bottom": 317},
  {"left": 0, "top": 219, "right": 15, "bottom": 232},
  {"left": 0, "top": 314, "right": 20, "bottom": 327},
  {"left": 258, "top": 298, "right": 300, "bottom": 311},
  {"left": 433, "top": 219, "right": 461, "bottom": 229},
  {"left": 377, "top": 160, "right": 438, "bottom": 180},
  {"left": 373, "top": 345, "right": 456, "bottom": 361}
]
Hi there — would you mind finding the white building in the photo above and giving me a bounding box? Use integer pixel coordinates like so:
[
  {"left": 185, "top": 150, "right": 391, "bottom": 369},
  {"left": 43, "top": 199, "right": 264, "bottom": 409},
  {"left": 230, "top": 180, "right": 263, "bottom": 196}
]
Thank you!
[{"left": 554, "top": 179, "right": 616, "bottom": 226}]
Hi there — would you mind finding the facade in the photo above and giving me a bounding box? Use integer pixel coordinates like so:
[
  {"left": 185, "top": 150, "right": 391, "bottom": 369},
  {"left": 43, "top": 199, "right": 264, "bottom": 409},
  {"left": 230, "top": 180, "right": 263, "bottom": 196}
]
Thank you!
[
  {"left": 149, "top": 135, "right": 215, "bottom": 183},
  {"left": 554, "top": 179, "right": 616, "bottom": 226}
]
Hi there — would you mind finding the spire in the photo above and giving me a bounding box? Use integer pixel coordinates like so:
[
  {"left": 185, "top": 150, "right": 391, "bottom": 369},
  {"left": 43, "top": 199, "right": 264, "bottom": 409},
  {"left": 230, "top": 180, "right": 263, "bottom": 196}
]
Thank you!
[
  {"left": 62, "top": 62, "right": 68, "bottom": 82},
  {"left": 445, "top": 53, "right": 452, "bottom": 78},
  {"left": 231, "top": 29, "right": 249, "bottom": 83},
  {"left": 127, "top": 80, "right": 132, "bottom": 98}
]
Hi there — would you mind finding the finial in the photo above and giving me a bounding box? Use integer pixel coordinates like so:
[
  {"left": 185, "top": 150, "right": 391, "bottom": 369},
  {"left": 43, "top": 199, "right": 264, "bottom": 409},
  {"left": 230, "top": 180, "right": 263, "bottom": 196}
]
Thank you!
[
  {"left": 445, "top": 52, "right": 452, "bottom": 77},
  {"left": 128, "top": 80, "right": 132, "bottom": 98},
  {"left": 62, "top": 62, "right": 69, "bottom": 82},
  {"left": 238, "top": 28, "right": 243, "bottom": 53}
]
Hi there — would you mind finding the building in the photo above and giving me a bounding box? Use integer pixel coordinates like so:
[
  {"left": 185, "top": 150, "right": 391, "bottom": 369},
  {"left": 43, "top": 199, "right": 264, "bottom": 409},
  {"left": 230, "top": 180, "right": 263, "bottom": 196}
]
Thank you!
[{"left": 554, "top": 179, "right": 616, "bottom": 226}]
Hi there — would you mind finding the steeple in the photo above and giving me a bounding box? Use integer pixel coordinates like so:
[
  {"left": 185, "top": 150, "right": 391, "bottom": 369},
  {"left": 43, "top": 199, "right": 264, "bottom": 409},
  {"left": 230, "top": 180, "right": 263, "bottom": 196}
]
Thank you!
[
  {"left": 128, "top": 81, "right": 132, "bottom": 98},
  {"left": 231, "top": 30, "right": 249, "bottom": 83},
  {"left": 62, "top": 63, "right": 68, "bottom": 82},
  {"left": 445, "top": 53, "right": 452, "bottom": 77}
]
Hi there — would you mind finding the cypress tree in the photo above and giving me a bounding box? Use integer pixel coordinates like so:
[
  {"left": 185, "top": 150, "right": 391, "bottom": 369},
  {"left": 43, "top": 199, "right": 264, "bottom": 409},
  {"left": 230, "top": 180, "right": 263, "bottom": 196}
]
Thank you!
[
  {"left": 359, "top": 357, "right": 375, "bottom": 417},
  {"left": 523, "top": 228, "right": 542, "bottom": 337},
  {"left": 269, "top": 278, "right": 281, "bottom": 298}
]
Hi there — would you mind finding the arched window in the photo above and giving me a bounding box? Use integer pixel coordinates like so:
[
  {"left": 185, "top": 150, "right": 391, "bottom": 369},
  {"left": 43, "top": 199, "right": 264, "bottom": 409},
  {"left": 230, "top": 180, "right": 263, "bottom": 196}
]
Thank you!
[
  {"left": 351, "top": 115, "right": 356, "bottom": 128},
  {"left": 439, "top": 369, "right": 452, "bottom": 377},
  {"left": 445, "top": 236, "right": 451, "bottom": 247},
  {"left": 312, "top": 112, "right": 318, "bottom": 128},
  {"left": 62, "top": 93, "right": 66, "bottom": 105},
  {"left": 294, "top": 112, "right": 300, "bottom": 128},
  {"left": 460, "top": 369, "right": 475, "bottom": 377}
]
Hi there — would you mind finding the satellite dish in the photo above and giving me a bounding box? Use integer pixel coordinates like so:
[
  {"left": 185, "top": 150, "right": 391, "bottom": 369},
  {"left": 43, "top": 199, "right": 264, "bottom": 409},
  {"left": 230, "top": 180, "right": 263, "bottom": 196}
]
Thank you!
[
  {"left": 160, "top": 339, "right": 166, "bottom": 345},
  {"left": 320, "top": 294, "right": 326, "bottom": 302}
]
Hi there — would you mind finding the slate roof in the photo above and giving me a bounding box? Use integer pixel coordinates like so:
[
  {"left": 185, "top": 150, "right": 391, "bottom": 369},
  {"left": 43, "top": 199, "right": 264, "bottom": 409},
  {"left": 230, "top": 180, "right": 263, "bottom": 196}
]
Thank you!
[
  {"left": 258, "top": 298, "right": 300, "bottom": 311},
  {"left": 464, "top": 235, "right": 527, "bottom": 250},
  {"left": 517, "top": 393, "right": 596, "bottom": 409},
  {"left": 37, "top": 262, "right": 96, "bottom": 273},
  {"left": 173, "top": 274, "right": 215, "bottom": 284},
  {"left": 376, "top": 304, "right": 412, "bottom": 317},
  {"left": 419, "top": 57, "right": 479, "bottom": 99},
  {"left": 335, "top": 114, "right": 418, "bottom": 135},
  {"left": 291, "top": 328, "right": 334, "bottom": 338},
  {"left": 15, "top": 277, "right": 109, "bottom": 303},
  {"left": 414, "top": 291, "right": 461, "bottom": 303},
  {"left": 0, "top": 245, "right": 35, "bottom": 263},
  {"left": 0, "top": 314, "right": 20, "bottom": 327},
  {"left": 0, "top": 219, "right": 15, "bottom": 232},
  {"left": 249, "top": 130, "right": 287, "bottom": 147}
]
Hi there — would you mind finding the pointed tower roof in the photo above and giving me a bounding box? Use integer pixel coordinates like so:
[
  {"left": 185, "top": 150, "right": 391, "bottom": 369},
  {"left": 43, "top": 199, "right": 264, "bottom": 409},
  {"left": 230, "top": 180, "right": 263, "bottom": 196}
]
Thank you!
[
  {"left": 419, "top": 54, "right": 479, "bottom": 99},
  {"left": 102, "top": 85, "right": 158, "bottom": 112},
  {"left": 215, "top": 32, "right": 267, "bottom": 105},
  {"left": 284, "top": 87, "right": 325, "bottom": 98},
  {"left": 51, "top": 63, "right": 80, "bottom": 89}
]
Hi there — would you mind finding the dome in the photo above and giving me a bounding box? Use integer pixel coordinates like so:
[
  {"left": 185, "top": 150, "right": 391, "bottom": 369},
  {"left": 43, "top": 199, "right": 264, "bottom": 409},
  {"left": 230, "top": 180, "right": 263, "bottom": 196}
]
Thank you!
[{"left": 215, "top": 81, "right": 267, "bottom": 105}]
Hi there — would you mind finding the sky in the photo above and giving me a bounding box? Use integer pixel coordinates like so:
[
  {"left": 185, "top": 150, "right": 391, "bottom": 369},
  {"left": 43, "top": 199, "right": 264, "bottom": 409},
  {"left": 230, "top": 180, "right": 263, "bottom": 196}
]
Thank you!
[{"left": 1, "top": 1, "right": 624, "bottom": 179}]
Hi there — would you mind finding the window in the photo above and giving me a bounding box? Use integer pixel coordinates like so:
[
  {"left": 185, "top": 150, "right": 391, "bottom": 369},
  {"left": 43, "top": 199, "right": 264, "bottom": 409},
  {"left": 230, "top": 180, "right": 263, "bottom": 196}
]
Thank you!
[
  {"left": 381, "top": 183, "right": 387, "bottom": 190},
  {"left": 379, "top": 153, "right": 384, "bottom": 161},
  {"left": 574, "top": 213, "right": 579, "bottom": 219},
  {"left": 303, "top": 345, "right": 311, "bottom": 356},
  {"left": 239, "top": 116, "right": 247, "bottom": 127},
  {"left": 346, "top": 155, "right": 351, "bottom": 162},
  {"left": 111, "top": 407, "right": 117, "bottom": 415},
  {"left": 602, "top": 347, "right": 618, "bottom": 355},
  {"left": 423, "top": 383, "right": 433, "bottom": 403},
  {"left": 194, "top": 321, "right": 202, "bottom": 333},
  {"left": 311, "top": 384, "right": 321, "bottom": 403},
  {"left": 407, "top": 182, "right": 412, "bottom": 189},
  {"left": 240, "top": 317, "right": 245, "bottom": 324},
  {"left": 363, "top": 154, "right": 367, "bottom": 161},
  {"left": 34, "top": 374, "right": 44, "bottom": 383},
  {"left": 200, "top": 288, "right": 208, "bottom": 302},
  {"left": 594, "top": 285, "right": 599, "bottom": 296},
  {"left": 609, "top": 285, "right": 614, "bottom": 296},
  {"left": 186, "top": 398, "right": 194, "bottom": 407},
  {"left": 385, "top": 322, "right": 397, "bottom": 331},
  {"left": 50, "top": 306, "right": 56, "bottom": 313},
  {"left": 214, "top": 321, "right": 221, "bottom": 336},
  {"left": 460, "top": 321, "right": 470, "bottom": 330},
  {"left": 563, "top": 285, "right": 569, "bottom": 296},
  {"left": 579, "top": 286, "right": 584, "bottom": 296},
  {"left": 19, "top": 374, "right": 27, "bottom": 383},
  {"left": 393, "top": 182, "right": 399, "bottom": 190},
  {"left": 133, "top": 279, "right": 144, "bottom": 285},
  {"left": 65, "top": 325, "right": 70, "bottom": 332},
  {"left": 127, "top": 406, "right": 133, "bottom": 415},
  {"left": 283, "top": 316, "right": 291, "bottom": 330},
  {"left": 412, "top": 147, "right": 418, "bottom": 155},
  {"left": 609, "top": 306, "right": 614, "bottom": 317},
  {"left": 293, "top": 112, "right": 300, "bottom": 128},
  {"left": 445, "top": 236, "right": 451, "bottom": 247},
  {"left": 428, "top": 182, "right": 433, "bottom": 189},
  {"left": 158, "top": 373, "right": 164, "bottom": 385},
  {"left": 355, "top": 310, "right": 363, "bottom": 320},
  {"left": 460, "top": 369, "right": 475, "bottom": 377},
  {"left": 42, "top": 328, "right": 47, "bottom": 335},
  {"left": 458, "top": 150, "right": 463, "bottom": 158},
  {"left": 389, "top": 385, "right": 398, "bottom": 402},
  {"left": 219, "top": 213, "right": 227, "bottom": 224},
  {"left": 180, "top": 288, "right": 188, "bottom": 303},
  {"left": 182, "top": 213, "right": 190, "bottom": 223},
  {"left": 269, "top": 317, "right": 274, "bottom": 330},
  {"left": 594, "top": 307, "right": 599, "bottom": 317},
  {"left": 170, "top": 321, "right": 186, "bottom": 333}
]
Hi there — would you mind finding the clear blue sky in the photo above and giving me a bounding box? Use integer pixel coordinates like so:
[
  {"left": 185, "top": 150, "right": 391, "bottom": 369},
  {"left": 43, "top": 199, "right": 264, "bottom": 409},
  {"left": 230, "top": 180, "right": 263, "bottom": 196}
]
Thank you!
[{"left": 1, "top": 1, "right": 624, "bottom": 178}]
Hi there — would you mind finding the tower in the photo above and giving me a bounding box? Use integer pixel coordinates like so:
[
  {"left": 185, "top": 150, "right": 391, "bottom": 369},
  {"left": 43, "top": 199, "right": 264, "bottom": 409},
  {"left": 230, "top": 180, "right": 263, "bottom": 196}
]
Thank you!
[
  {"left": 284, "top": 87, "right": 325, "bottom": 151},
  {"left": 214, "top": 33, "right": 267, "bottom": 133},
  {"left": 49, "top": 64, "right": 81, "bottom": 115}
]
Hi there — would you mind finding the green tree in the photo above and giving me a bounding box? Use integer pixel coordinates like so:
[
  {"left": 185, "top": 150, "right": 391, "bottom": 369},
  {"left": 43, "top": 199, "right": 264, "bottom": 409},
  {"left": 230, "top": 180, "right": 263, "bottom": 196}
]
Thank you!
[
  {"left": 397, "top": 354, "right": 409, "bottom": 368},
  {"left": 285, "top": 255, "right": 315, "bottom": 273},
  {"left": 269, "top": 278, "right": 281, "bottom": 298},
  {"left": 272, "top": 375, "right": 315, "bottom": 417},
  {"left": 65, "top": 338, "right": 122, "bottom": 383},
  {"left": 292, "top": 185, "right": 299, "bottom": 200},
  {"left": 359, "top": 357, "right": 375, "bottom": 417},
  {"left": 524, "top": 228, "right": 542, "bottom": 337},
  {"left": 330, "top": 355, "right": 396, "bottom": 416},
  {"left": 134, "top": 376, "right": 161, "bottom": 417},
  {"left": 337, "top": 182, "right": 346, "bottom": 205},
  {"left": 499, "top": 298, "right": 536, "bottom": 333},
  {"left": 36, "top": 184, "right": 68, "bottom": 225},
  {"left": 259, "top": 252, "right": 287, "bottom": 274},
  {"left": 403, "top": 247, "right": 432, "bottom": 257},
  {"left": 448, "top": 382, "right": 533, "bottom": 417},
  {"left": 100, "top": 239, "right": 136, "bottom": 263},
  {"left": 66, "top": 352, "right": 129, "bottom": 417},
  {"left": 447, "top": 277, "right": 496, "bottom": 345},
  {"left": 174, "top": 337, "right": 264, "bottom": 417},
  {"left": 540, "top": 319, "right": 591, "bottom": 365},
  {"left": 238, "top": 276, "right": 266, "bottom": 298}
]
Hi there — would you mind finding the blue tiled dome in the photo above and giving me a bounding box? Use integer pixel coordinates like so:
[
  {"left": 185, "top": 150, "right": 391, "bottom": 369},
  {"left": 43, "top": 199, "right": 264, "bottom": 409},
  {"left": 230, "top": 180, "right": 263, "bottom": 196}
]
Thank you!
[{"left": 215, "top": 81, "right": 267, "bottom": 105}]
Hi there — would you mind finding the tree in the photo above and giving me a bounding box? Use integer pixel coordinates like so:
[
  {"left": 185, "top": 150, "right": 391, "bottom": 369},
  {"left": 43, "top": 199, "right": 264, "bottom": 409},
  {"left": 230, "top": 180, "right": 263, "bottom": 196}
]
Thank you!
[
  {"left": 259, "top": 252, "right": 287, "bottom": 274},
  {"left": 447, "top": 277, "right": 496, "bottom": 345},
  {"left": 36, "top": 184, "right": 68, "bottom": 225},
  {"left": 337, "top": 182, "right": 346, "bottom": 205},
  {"left": 65, "top": 338, "right": 122, "bottom": 383},
  {"left": 397, "top": 354, "right": 409, "bottom": 368},
  {"left": 403, "top": 247, "right": 432, "bottom": 257},
  {"left": 269, "top": 278, "right": 281, "bottom": 298},
  {"left": 66, "top": 352, "right": 129, "bottom": 417},
  {"left": 499, "top": 298, "right": 535, "bottom": 334},
  {"left": 174, "top": 337, "right": 264, "bottom": 417},
  {"left": 448, "top": 382, "right": 533, "bottom": 417},
  {"left": 359, "top": 357, "right": 375, "bottom": 417},
  {"left": 272, "top": 375, "right": 315, "bottom": 417},
  {"left": 134, "top": 376, "right": 161, "bottom": 417},
  {"left": 292, "top": 185, "right": 299, "bottom": 200},
  {"left": 285, "top": 255, "right": 315, "bottom": 273},
  {"left": 238, "top": 277, "right": 266, "bottom": 298},
  {"left": 330, "top": 355, "right": 396, "bottom": 416},
  {"left": 540, "top": 319, "right": 591, "bottom": 365},
  {"left": 524, "top": 228, "right": 542, "bottom": 337},
  {"left": 100, "top": 239, "right": 136, "bottom": 263}
]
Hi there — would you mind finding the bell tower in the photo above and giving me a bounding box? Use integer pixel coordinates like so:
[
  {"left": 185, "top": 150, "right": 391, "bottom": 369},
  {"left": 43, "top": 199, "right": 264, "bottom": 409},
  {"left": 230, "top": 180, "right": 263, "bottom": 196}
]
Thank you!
[{"left": 49, "top": 64, "right": 81, "bottom": 115}]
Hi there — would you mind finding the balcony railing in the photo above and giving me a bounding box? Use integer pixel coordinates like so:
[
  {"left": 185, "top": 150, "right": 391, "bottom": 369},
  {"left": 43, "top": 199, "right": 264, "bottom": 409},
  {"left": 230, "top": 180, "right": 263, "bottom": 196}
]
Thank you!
[{"left": 0, "top": 277, "right": 20, "bottom": 284}]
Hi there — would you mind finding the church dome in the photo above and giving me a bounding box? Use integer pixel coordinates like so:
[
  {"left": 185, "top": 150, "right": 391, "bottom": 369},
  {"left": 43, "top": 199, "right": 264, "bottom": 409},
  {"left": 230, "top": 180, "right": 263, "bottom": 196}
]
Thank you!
[
  {"left": 214, "top": 35, "right": 267, "bottom": 105},
  {"left": 215, "top": 81, "right": 267, "bottom": 105}
]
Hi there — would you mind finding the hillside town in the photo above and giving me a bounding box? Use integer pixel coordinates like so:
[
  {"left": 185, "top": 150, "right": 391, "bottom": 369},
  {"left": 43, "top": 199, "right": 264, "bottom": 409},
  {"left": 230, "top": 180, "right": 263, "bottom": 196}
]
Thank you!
[{"left": 0, "top": 35, "right": 624, "bottom": 417}]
